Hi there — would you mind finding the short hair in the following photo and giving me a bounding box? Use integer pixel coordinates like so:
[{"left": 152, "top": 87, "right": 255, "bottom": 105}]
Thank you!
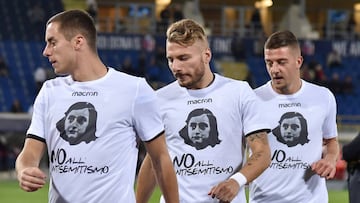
[
  {"left": 264, "top": 30, "right": 300, "bottom": 51},
  {"left": 166, "top": 19, "right": 208, "bottom": 47},
  {"left": 47, "top": 9, "right": 97, "bottom": 52}
]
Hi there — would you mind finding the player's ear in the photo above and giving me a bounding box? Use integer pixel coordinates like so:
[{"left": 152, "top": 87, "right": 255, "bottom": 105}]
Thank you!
[
  {"left": 296, "top": 55, "right": 303, "bottom": 69},
  {"left": 203, "top": 47, "right": 211, "bottom": 64},
  {"left": 73, "top": 34, "right": 85, "bottom": 50}
]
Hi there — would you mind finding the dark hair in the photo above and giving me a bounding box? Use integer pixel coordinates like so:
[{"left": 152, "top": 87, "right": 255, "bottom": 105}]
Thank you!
[
  {"left": 264, "top": 30, "right": 300, "bottom": 51},
  {"left": 47, "top": 9, "right": 97, "bottom": 52}
]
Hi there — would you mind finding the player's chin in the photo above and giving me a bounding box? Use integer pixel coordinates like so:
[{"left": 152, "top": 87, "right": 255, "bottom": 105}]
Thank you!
[
  {"left": 177, "top": 79, "right": 189, "bottom": 87},
  {"left": 53, "top": 67, "right": 70, "bottom": 76}
]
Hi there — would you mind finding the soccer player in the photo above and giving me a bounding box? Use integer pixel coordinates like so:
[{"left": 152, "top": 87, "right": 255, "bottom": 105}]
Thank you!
[
  {"left": 15, "top": 9, "right": 179, "bottom": 203},
  {"left": 136, "top": 19, "right": 271, "bottom": 203},
  {"left": 249, "top": 30, "right": 339, "bottom": 203}
]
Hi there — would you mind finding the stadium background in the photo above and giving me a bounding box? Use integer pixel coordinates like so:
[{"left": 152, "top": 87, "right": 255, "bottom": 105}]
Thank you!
[{"left": 0, "top": 0, "right": 357, "bottom": 201}]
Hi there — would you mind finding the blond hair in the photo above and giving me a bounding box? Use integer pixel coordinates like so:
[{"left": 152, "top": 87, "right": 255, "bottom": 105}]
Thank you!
[{"left": 166, "top": 19, "right": 208, "bottom": 47}]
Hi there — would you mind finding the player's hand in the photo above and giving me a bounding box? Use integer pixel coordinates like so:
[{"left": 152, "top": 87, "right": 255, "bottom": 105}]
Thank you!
[
  {"left": 311, "top": 157, "right": 336, "bottom": 180},
  {"left": 208, "top": 179, "right": 240, "bottom": 202},
  {"left": 17, "top": 167, "right": 46, "bottom": 192}
]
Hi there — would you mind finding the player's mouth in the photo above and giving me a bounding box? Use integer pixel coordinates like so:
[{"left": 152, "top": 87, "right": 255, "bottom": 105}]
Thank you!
[
  {"left": 272, "top": 76, "right": 283, "bottom": 83},
  {"left": 49, "top": 59, "right": 57, "bottom": 66}
]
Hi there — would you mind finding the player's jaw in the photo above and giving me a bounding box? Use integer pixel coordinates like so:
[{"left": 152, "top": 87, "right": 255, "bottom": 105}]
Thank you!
[{"left": 175, "top": 72, "right": 192, "bottom": 86}]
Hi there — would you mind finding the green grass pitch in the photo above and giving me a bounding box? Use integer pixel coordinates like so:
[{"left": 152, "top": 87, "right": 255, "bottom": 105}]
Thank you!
[{"left": 0, "top": 180, "right": 348, "bottom": 203}]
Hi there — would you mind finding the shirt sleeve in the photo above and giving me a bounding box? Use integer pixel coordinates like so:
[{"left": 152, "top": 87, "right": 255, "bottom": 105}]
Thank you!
[
  {"left": 26, "top": 82, "right": 47, "bottom": 139},
  {"left": 322, "top": 89, "right": 338, "bottom": 139},
  {"left": 133, "top": 79, "right": 164, "bottom": 141},
  {"left": 240, "top": 82, "right": 271, "bottom": 136}
]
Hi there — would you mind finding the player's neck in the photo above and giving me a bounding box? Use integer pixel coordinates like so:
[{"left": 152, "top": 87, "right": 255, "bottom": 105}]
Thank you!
[
  {"left": 71, "top": 61, "right": 108, "bottom": 82},
  {"left": 206, "top": 73, "right": 215, "bottom": 87}
]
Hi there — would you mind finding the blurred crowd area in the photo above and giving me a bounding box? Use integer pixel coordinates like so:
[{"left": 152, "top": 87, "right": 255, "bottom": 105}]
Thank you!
[
  {"left": 0, "top": 0, "right": 359, "bottom": 124},
  {"left": 92, "top": 0, "right": 360, "bottom": 40},
  {"left": 2, "top": 0, "right": 360, "bottom": 40}
]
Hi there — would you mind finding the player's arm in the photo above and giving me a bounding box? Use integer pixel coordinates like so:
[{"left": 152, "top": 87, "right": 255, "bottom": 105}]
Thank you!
[
  {"left": 311, "top": 137, "right": 339, "bottom": 179},
  {"left": 136, "top": 154, "right": 157, "bottom": 203},
  {"left": 240, "top": 130, "right": 271, "bottom": 182},
  {"left": 15, "top": 137, "right": 47, "bottom": 192},
  {"left": 208, "top": 130, "right": 270, "bottom": 202},
  {"left": 138, "top": 132, "right": 179, "bottom": 203}
]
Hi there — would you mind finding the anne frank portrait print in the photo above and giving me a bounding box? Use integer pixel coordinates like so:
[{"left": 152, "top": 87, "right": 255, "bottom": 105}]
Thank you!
[
  {"left": 56, "top": 102, "right": 98, "bottom": 145},
  {"left": 272, "top": 112, "right": 310, "bottom": 147},
  {"left": 179, "top": 108, "right": 221, "bottom": 150}
]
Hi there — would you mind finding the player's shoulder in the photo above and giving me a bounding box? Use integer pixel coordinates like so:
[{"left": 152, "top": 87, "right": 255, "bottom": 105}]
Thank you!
[
  {"left": 110, "top": 68, "right": 143, "bottom": 81},
  {"left": 106, "top": 68, "right": 152, "bottom": 91},
  {"left": 156, "top": 81, "right": 181, "bottom": 98},
  {"left": 254, "top": 81, "right": 271, "bottom": 96},
  {"left": 254, "top": 82, "right": 268, "bottom": 92},
  {"left": 42, "top": 74, "right": 71, "bottom": 88},
  {"left": 216, "top": 73, "right": 245, "bottom": 84},
  {"left": 214, "top": 74, "right": 253, "bottom": 91},
  {"left": 303, "top": 80, "right": 333, "bottom": 95}
]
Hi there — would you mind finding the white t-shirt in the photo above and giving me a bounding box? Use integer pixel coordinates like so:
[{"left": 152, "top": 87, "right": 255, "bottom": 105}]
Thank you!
[
  {"left": 157, "top": 73, "right": 270, "bottom": 203},
  {"left": 249, "top": 80, "right": 338, "bottom": 203},
  {"left": 27, "top": 68, "right": 164, "bottom": 203}
]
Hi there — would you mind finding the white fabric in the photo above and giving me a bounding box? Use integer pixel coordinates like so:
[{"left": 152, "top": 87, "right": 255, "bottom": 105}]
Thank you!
[
  {"left": 27, "top": 68, "right": 164, "bottom": 203},
  {"left": 249, "top": 80, "right": 338, "bottom": 203},
  {"left": 158, "top": 74, "right": 270, "bottom": 203},
  {"left": 230, "top": 172, "right": 247, "bottom": 187}
]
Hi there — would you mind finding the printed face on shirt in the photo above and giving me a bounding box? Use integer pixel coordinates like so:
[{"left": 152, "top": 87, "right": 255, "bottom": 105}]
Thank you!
[
  {"left": 280, "top": 117, "right": 301, "bottom": 142},
  {"left": 65, "top": 108, "right": 90, "bottom": 138},
  {"left": 188, "top": 114, "right": 211, "bottom": 144},
  {"left": 56, "top": 102, "right": 98, "bottom": 145},
  {"left": 179, "top": 108, "right": 221, "bottom": 150},
  {"left": 272, "top": 112, "right": 310, "bottom": 147}
]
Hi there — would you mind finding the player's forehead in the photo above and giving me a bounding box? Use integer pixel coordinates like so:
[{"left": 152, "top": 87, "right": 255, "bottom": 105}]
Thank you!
[{"left": 264, "top": 46, "right": 292, "bottom": 59}]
